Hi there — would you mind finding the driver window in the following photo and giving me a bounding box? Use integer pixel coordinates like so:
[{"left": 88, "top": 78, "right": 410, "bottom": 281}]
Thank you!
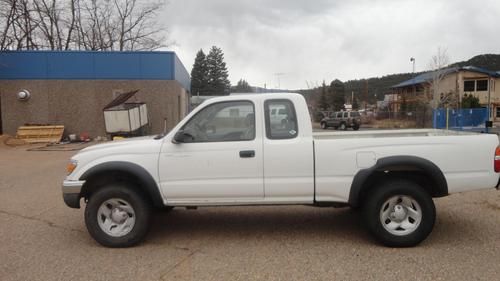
[{"left": 181, "top": 101, "right": 255, "bottom": 142}]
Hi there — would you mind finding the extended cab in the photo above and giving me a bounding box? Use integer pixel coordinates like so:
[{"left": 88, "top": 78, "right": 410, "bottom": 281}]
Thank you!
[{"left": 62, "top": 93, "right": 500, "bottom": 247}]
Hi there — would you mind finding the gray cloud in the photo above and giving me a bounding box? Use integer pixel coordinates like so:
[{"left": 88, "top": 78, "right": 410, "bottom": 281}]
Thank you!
[{"left": 162, "top": 0, "right": 500, "bottom": 89}]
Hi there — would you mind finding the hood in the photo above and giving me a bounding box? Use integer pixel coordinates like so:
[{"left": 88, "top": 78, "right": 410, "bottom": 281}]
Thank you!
[{"left": 78, "top": 135, "right": 162, "bottom": 155}]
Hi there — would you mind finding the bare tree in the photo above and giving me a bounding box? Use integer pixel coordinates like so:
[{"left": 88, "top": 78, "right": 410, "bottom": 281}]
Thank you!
[
  {"left": 0, "top": 0, "right": 18, "bottom": 50},
  {"left": 1, "top": 0, "right": 168, "bottom": 51},
  {"left": 428, "top": 47, "right": 451, "bottom": 109},
  {"left": 32, "top": 0, "right": 77, "bottom": 50},
  {"left": 113, "top": 0, "right": 167, "bottom": 51}
]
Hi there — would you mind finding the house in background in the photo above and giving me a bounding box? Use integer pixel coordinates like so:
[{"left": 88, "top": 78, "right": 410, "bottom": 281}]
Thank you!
[
  {"left": 390, "top": 66, "right": 500, "bottom": 120},
  {"left": 0, "top": 51, "right": 190, "bottom": 137}
]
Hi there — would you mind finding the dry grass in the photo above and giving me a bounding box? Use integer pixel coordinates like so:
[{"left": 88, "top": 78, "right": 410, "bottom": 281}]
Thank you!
[{"left": 372, "top": 119, "right": 417, "bottom": 129}]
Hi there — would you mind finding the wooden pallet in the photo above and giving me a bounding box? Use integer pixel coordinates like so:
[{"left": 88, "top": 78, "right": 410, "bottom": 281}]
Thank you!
[{"left": 15, "top": 125, "right": 65, "bottom": 144}]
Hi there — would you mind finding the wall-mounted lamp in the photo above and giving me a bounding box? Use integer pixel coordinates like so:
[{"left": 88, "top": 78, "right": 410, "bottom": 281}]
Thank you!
[{"left": 17, "top": 90, "right": 31, "bottom": 101}]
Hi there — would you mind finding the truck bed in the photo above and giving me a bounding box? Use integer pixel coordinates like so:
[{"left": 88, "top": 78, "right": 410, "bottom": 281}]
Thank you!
[
  {"left": 313, "top": 128, "right": 478, "bottom": 140},
  {"left": 312, "top": 128, "right": 499, "bottom": 203}
]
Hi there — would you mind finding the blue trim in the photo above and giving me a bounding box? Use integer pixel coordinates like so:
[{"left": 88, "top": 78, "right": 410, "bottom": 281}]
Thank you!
[{"left": 0, "top": 51, "right": 190, "bottom": 88}]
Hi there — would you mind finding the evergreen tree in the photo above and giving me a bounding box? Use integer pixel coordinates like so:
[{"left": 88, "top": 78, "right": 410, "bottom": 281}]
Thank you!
[
  {"left": 232, "top": 79, "right": 253, "bottom": 93},
  {"left": 190, "top": 49, "right": 209, "bottom": 96},
  {"left": 318, "top": 80, "right": 329, "bottom": 110},
  {"left": 329, "top": 79, "right": 345, "bottom": 111},
  {"left": 206, "top": 46, "right": 231, "bottom": 95},
  {"left": 462, "top": 94, "right": 481, "bottom": 108}
]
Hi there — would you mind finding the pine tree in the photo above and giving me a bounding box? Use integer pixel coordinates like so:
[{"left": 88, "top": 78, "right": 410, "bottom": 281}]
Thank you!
[
  {"left": 232, "top": 79, "right": 253, "bottom": 93},
  {"left": 318, "top": 80, "right": 329, "bottom": 110},
  {"left": 190, "top": 49, "right": 209, "bottom": 96},
  {"left": 206, "top": 46, "right": 231, "bottom": 96},
  {"left": 462, "top": 94, "right": 481, "bottom": 108},
  {"left": 329, "top": 79, "right": 345, "bottom": 110}
]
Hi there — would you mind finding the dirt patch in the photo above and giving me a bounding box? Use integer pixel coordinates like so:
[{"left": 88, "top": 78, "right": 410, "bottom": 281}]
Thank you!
[{"left": 485, "top": 201, "right": 500, "bottom": 211}]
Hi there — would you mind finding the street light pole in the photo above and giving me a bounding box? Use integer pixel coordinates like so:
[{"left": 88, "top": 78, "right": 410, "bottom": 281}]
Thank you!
[{"left": 487, "top": 74, "right": 492, "bottom": 133}]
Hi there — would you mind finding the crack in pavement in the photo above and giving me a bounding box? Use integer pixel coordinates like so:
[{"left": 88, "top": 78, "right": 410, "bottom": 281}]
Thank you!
[
  {"left": 158, "top": 249, "right": 200, "bottom": 281},
  {"left": 0, "top": 209, "right": 85, "bottom": 233}
]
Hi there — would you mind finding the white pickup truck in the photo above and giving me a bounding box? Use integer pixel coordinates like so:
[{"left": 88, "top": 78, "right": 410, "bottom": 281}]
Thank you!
[{"left": 62, "top": 93, "right": 500, "bottom": 248}]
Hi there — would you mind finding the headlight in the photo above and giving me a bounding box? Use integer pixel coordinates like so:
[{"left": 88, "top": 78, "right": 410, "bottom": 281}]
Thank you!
[{"left": 67, "top": 159, "right": 78, "bottom": 175}]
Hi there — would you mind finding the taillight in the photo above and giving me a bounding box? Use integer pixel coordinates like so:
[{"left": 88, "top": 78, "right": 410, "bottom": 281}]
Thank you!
[{"left": 494, "top": 146, "right": 500, "bottom": 172}]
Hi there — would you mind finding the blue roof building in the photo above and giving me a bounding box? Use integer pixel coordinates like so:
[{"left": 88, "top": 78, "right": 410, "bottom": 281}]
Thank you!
[
  {"left": 388, "top": 65, "right": 500, "bottom": 120},
  {"left": 0, "top": 51, "right": 191, "bottom": 136}
]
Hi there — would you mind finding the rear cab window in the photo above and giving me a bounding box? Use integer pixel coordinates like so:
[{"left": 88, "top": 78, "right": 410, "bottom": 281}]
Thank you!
[{"left": 264, "top": 99, "right": 298, "bottom": 139}]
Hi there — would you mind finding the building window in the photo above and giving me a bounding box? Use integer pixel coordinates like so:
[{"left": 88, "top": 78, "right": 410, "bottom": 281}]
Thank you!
[
  {"left": 476, "top": 80, "right": 488, "bottom": 91},
  {"left": 464, "top": 80, "right": 475, "bottom": 92},
  {"left": 496, "top": 107, "right": 500, "bottom": 118}
]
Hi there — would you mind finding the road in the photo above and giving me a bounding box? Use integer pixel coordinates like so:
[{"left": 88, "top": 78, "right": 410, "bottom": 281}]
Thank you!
[{"left": 0, "top": 143, "right": 499, "bottom": 281}]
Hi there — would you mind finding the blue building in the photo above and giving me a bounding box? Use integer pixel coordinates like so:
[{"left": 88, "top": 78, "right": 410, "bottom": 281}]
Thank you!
[{"left": 0, "top": 51, "right": 190, "bottom": 136}]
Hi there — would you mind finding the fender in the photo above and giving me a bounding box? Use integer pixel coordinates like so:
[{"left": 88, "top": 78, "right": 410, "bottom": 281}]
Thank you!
[
  {"left": 80, "top": 161, "right": 164, "bottom": 207},
  {"left": 348, "top": 156, "right": 448, "bottom": 207}
]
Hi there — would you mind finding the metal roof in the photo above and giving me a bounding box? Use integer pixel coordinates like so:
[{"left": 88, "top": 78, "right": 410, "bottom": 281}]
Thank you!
[
  {"left": 0, "top": 50, "right": 190, "bottom": 90},
  {"left": 392, "top": 66, "right": 500, "bottom": 88},
  {"left": 103, "top": 89, "right": 140, "bottom": 110}
]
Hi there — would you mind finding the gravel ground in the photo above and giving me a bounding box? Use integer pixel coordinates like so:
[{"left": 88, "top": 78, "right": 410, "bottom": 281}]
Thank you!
[{"left": 0, "top": 144, "right": 499, "bottom": 281}]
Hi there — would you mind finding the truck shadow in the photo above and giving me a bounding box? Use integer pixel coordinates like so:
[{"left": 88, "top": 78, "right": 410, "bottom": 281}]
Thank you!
[
  {"left": 147, "top": 206, "right": 373, "bottom": 245},
  {"left": 144, "top": 206, "right": 495, "bottom": 248}
]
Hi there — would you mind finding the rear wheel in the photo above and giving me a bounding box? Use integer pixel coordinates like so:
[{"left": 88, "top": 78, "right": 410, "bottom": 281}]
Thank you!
[
  {"left": 339, "top": 122, "right": 347, "bottom": 130},
  {"left": 320, "top": 122, "right": 327, "bottom": 129},
  {"left": 363, "top": 180, "right": 435, "bottom": 247},
  {"left": 352, "top": 124, "right": 360, "bottom": 130},
  {"left": 84, "top": 184, "right": 152, "bottom": 247}
]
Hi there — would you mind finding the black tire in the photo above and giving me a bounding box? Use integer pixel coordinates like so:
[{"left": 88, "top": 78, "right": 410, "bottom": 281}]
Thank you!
[
  {"left": 84, "top": 184, "right": 152, "bottom": 247},
  {"left": 159, "top": 206, "right": 175, "bottom": 213},
  {"left": 362, "top": 179, "right": 435, "bottom": 247},
  {"left": 352, "top": 125, "right": 360, "bottom": 131},
  {"left": 320, "top": 122, "right": 327, "bottom": 129},
  {"left": 339, "top": 122, "right": 347, "bottom": 130}
]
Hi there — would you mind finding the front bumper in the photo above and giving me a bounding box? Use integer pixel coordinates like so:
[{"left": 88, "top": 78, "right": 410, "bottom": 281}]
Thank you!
[{"left": 62, "top": 180, "right": 85, "bottom": 208}]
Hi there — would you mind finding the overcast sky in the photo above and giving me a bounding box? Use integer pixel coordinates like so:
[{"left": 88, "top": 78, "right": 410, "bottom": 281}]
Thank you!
[{"left": 162, "top": 0, "right": 500, "bottom": 90}]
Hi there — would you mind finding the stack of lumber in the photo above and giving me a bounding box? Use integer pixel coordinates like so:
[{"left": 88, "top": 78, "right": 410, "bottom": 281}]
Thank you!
[{"left": 15, "top": 125, "right": 64, "bottom": 144}]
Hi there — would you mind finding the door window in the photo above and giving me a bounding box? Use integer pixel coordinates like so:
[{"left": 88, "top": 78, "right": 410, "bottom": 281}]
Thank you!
[
  {"left": 181, "top": 101, "right": 255, "bottom": 142},
  {"left": 265, "top": 99, "right": 298, "bottom": 139}
]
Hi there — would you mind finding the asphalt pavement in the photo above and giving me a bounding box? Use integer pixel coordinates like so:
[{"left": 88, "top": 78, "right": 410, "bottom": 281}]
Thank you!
[{"left": 1, "top": 144, "right": 499, "bottom": 281}]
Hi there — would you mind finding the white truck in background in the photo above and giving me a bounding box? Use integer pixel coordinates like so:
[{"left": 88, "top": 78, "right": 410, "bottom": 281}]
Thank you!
[{"left": 62, "top": 93, "right": 500, "bottom": 248}]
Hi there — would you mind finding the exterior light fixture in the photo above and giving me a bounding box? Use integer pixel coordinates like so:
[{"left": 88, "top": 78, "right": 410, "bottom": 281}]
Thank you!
[{"left": 17, "top": 90, "right": 31, "bottom": 101}]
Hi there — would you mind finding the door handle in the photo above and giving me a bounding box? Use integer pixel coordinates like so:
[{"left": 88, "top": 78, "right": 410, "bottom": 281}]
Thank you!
[{"left": 239, "top": 150, "right": 255, "bottom": 158}]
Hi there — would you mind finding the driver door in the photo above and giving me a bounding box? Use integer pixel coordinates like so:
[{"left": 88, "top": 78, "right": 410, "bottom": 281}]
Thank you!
[{"left": 159, "top": 100, "right": 264, "bottom": 203}]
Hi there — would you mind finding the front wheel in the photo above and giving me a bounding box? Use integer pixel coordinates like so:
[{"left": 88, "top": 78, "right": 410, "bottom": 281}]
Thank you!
[
  {"left": 352, "top": 125, "right": 360, "bottom": 130},
  {"left": 320, "top": 122, "right": 327, "bottom": 129},
  {"left": 339, "top": 122, "right": 347, "bottom": 130},
  {"left": 84, "top": 184, "right": 152, "bottom": 247},
  {"left": 363, "top": 180, "right": 435, "bottom": 247}
]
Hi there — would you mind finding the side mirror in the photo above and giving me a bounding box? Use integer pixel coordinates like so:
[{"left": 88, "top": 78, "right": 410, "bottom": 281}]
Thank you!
[
  {"left": 172, "top": 130, "right": 194, "bottom": 143},
  {"left": 173, "top": 130, "right": 186, "bottom": 143}
]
